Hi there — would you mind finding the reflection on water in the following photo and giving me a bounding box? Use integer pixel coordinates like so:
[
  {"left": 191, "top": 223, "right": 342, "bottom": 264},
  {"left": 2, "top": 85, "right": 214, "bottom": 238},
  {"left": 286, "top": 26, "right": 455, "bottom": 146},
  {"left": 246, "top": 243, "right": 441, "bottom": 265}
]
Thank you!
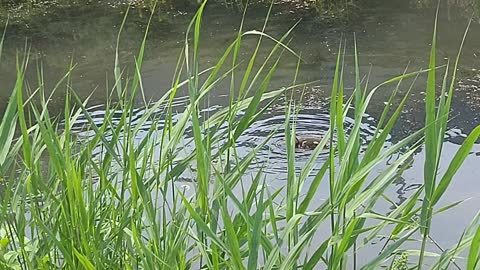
[{"left": 1, "top": 1, "right": 480, "bottom": 110}]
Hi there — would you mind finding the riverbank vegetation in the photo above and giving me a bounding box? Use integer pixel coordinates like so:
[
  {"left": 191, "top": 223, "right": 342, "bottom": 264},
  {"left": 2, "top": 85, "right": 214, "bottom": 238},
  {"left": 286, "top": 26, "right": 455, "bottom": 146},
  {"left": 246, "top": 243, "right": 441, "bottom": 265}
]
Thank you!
[
  {"left": 0, "top": 0, "right": 345, "bottom": 12},
  {"left": 2, "top": 0, "right": 478, "bottom": 28},
  {"left": 1, "top": 3, "right": 480, "bottom": 269}
]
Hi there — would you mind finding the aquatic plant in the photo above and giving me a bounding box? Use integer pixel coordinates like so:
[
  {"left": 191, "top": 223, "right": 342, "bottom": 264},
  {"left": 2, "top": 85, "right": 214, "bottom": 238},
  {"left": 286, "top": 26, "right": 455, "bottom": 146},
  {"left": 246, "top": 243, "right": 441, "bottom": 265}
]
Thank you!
[{"left": 0, "top": 3, "right": 479, "bottom": 269}]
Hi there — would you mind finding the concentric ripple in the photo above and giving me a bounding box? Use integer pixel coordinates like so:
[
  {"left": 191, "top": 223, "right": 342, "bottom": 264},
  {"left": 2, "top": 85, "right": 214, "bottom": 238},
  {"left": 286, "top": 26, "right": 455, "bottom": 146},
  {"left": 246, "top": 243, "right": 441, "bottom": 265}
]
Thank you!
[
  {"left": 68, "top": 99, "right": 380, "bottom": 178},
  {"left": 234, "top": 108, "right": 378, "bottom": 174}
]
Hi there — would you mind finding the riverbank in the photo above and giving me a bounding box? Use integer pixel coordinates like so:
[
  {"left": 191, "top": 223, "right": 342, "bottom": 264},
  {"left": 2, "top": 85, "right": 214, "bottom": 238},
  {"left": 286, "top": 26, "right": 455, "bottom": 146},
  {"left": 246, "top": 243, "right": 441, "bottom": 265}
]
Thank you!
[
  {"left": 0, "top": 0, "right": 188, "bottom": 26},
  {"left": 0, "top": 0, "right": 352, "bottom": 27}
]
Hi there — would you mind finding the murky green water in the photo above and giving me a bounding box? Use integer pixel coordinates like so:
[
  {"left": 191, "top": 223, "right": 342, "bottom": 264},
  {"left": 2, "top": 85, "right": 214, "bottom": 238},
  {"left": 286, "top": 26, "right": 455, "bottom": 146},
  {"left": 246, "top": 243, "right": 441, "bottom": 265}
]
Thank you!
[{"left": 1, "top": 0, "right": 480, "bottom": 263}]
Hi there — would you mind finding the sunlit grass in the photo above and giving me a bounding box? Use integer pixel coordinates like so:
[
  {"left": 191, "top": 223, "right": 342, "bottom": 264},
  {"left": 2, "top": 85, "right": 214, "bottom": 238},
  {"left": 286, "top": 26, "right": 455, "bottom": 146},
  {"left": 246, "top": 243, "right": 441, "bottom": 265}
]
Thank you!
[{"left": 1, "top": 3, "right": 480, "bottom": 270}]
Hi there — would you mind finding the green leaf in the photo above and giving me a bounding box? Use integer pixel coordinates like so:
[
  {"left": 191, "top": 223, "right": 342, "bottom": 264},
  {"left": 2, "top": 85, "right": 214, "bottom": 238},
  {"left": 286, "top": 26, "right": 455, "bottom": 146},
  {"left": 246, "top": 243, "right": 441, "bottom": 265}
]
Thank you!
[
  {"left": 467, "top": 225, "right": 480, "bottom": 270},
  {"left": 0, "top": 90, "right": 18, "bottom": 167},
  {"left": 247, "top": 182, "right": 267, "bottom": 270},
  {"left": 73, "top": 248, "right": 96, "bottom": 270},
  {"left": 432, "top": 125, "right": 480, "bottom": 205},
  {"left": 361, "top": 229, "right": 417, "bottom": 270}
]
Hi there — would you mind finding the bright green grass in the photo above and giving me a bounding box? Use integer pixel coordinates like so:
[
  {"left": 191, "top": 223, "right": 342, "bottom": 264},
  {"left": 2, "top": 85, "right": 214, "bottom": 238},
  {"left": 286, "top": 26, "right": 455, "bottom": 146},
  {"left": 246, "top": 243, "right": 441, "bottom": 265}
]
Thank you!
[{"left": 1, "top": 3, "right": 480, "bottom": 270}]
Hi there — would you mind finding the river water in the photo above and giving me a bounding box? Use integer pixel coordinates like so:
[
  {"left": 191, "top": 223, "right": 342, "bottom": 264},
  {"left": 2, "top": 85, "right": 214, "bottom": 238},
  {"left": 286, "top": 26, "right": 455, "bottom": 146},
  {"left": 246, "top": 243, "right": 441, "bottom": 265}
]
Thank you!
[{"left": 1, "top": 0, "right": 480, "bottom": 266}]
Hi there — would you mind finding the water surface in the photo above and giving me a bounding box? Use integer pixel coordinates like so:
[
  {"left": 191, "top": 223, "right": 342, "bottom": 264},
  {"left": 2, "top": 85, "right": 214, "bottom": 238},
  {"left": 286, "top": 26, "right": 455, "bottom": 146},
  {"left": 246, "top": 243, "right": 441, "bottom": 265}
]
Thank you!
[{"left": 1, "top": 0, "right": 480, "bottom": 265}]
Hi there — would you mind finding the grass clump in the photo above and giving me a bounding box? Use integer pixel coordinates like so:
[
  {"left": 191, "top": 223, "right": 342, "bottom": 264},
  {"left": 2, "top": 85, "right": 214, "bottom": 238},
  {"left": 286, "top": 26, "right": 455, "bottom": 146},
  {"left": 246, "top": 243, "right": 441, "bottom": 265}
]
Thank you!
[{"left": 1, "top": 2, "right": 480, "bottom": 269}]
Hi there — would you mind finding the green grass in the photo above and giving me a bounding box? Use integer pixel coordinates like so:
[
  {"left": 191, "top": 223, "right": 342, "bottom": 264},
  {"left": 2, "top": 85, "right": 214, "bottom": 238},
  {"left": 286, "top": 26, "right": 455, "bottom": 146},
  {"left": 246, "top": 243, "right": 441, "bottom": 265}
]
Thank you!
[{"left": 1, "top": 3, "right": 480, "bottom": 270}]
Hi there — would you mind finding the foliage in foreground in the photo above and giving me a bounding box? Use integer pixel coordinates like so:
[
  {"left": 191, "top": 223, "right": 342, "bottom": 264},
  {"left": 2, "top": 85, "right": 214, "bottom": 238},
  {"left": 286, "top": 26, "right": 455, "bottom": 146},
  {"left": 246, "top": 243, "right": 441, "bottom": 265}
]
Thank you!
[{"left": 1, "top": 3, "right": 480, "bottom": 270}]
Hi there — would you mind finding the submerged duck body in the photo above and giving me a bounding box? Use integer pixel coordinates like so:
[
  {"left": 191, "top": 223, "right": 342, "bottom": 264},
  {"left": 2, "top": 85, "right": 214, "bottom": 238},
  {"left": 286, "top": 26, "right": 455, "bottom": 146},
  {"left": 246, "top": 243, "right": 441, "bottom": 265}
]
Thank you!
[{"left": 295, "top": 135, "right": 327, "bottom": 150}]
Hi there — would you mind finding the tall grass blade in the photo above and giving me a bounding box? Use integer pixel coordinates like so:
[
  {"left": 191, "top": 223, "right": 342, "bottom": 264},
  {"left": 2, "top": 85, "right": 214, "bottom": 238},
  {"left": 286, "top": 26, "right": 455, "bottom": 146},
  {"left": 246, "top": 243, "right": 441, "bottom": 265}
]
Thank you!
[
  {"left": 0, "top": 91, "right": 18, "bottom": 168},
  {"left": 467, "top": 225, "right": 480, "bottom": 270},
  {"left": 0, "top": 20, "right": 6, "bottom": 62},
  {"left": 432, "top": 125, "right": 480, "bottom": 205},
  {"left": 114, "top": 8, "right": 129, "bottom": 99}
]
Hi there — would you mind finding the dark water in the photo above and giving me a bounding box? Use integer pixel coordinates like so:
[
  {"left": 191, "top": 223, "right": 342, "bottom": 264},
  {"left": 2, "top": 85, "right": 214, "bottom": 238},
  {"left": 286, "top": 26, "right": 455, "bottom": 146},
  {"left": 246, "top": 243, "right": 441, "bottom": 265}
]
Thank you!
[{"left": 1, "top": 0, "right": 480, "bottom": 265}]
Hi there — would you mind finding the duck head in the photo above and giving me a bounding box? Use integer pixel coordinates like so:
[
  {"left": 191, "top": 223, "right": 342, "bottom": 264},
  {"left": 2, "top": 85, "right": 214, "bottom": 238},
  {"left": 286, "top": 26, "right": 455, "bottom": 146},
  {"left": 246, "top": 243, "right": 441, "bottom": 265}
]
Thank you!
[{"left": 295, "top": 136, "right": 301, "bottom": 148}]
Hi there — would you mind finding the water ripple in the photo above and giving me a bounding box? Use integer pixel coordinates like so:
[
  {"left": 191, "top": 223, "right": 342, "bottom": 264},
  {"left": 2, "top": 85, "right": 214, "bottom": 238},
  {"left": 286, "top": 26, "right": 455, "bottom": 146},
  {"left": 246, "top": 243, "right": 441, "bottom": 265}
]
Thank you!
[{"left": 68, "top": 100, "right": 380, "bottom": 177}]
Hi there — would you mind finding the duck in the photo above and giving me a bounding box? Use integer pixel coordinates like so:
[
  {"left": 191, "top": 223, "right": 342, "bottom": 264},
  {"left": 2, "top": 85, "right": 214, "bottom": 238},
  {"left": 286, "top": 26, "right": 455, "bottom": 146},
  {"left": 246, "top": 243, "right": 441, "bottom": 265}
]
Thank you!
[{"left": 295, "top": 135, "right": 327, "bottom": 150}]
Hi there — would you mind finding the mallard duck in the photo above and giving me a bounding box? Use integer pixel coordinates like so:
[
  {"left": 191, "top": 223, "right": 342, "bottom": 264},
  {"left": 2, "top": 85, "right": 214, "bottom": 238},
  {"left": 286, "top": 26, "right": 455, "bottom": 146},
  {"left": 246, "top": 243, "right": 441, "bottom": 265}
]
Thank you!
[{"left": 295, "top": 135, "right": 327, "bottom": 150}]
